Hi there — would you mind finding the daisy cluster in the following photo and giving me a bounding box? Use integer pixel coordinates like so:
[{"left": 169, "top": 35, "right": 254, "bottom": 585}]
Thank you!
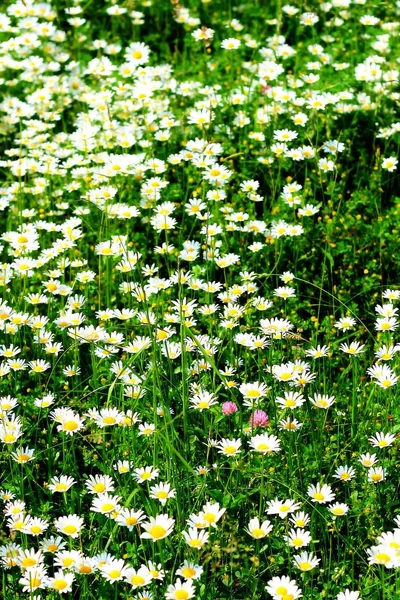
[{"left": 0, "top": 0, "right": 399, "bottom": 598}]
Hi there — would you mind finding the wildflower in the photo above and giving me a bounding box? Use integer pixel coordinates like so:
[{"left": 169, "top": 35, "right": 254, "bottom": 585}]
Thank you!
[
  {"left": 11, "top": 447, "right": 35, "bottom": 464},
  {"left": 47, "top": 569, "right": 75, "bottom": 593},
  {"left": 266, "top": 499, "right": 301, "bottom": 518},
  {"left": 382, "top": 157, "right": 398, "bottom": 171},
  {"left": 368, "top": 432, "right": 396, "bottom": 448},
  {"left": 221, "top": 401, "right": 238, "bottom": 415},
  {"left": 149, "top": 482, "right": 176, "bottom": 505},
  {"left": 201, "top": 502, "right": 226, "bottom": 527},
  {"left": 276, "top": 391, "right": 305, "bottom": 410},
  {"left": 329, "top": 503, "right": 350, "bottom": 516},
  {"left": 293, "top": 551, "right": 320, "bottom": 571},
  {"left": 290, "top": 512, "right": 310, "bottom": 528},
  {"left": 249, "top": 410, "right": 269, "bottom": 428},
  {"left": 140, "top": 514, "right": 175, "bottom": 541},
  {"left": 55, "top": 515, "right": 84, "bottom": 538},
  {"left": 336, "top": 591, "right": 360, "bottom": 600},
  {"left": 101, "top": 559, "right": 130, "bottom": 583},
  {"left": 221, "top": 38, "right": 241, "bottom": 49},
  {"left": 308, "top": 483, "right": 335, "bottom": 504},
  {"left": 334, "top": 317, "right": 356, "bottom": 331},
  {"left": 217, "top": 438, "right": 242, "bottom": 456},
  {"left": 305, "top": 345, "right": 330, "bottom": 358},
  {"left": 285, "top": 528, "right": 312, "bottom": 548},
  {"left": 339, "top": 341, "right": 365, "bottom": 355},
  {"left": 333, "top": 466, "right": 356, "bottom": 482},
  {"left": 367, "top": 544, "right": 399, "bottom": 568},
  {"left": 182, "top": 528, "right": 209, "bottom": 549},
  {"left": 116, "top": 508, "right": 146, "bottom": 530},
  {"left": 85, "top": 475, "right": 115, "bottom": 495},
  {"left": 246, "top": 517, "right": 273, "bottom": 539},
  {"left": 368, "top": 467, "right": 386, "bottom": 483},
  {"left": 177, "top": 561, "right": 203, "bottom": 580},
  {"left": 310, "top": 394, "right": 336, "bottom": 409},
  {"left": 249, "top": 433, "right": 281, "bottom": 454},
  {"left": 124, "top": 566, "right": 152, "bottom": 588},
  {"left": 134, "top": 466, "right": 159, "bottom": 483},
  {"left": 48, "top": 476, "right": 76, "bottom": 493},
  {"left": 265, "top": 575, "right": 303, "bottom": 599},
  {"left": 359, "top": 453, "right": 378, "bottom": 467},
  {"left": 91, "top": 494, "right": 122, "bottom": 515},
  {"left": 165, "top": 578, "right": 195, "bottom": 600}
]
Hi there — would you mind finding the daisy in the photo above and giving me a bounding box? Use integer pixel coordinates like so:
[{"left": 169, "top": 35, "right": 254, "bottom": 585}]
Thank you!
[
  {"left": 359, "top": 453, "right": 378, "bottom": 467},
  {"left": 165, "top": 578, "right": 195, "bottom": 600},
  {"left": 124, "top": 566, "right": 152, "bottom": 588},
  {"left": 290, "top": 512, "right": 310, "bottom": 528},
  {"left": 100, "top": 559, "right": 130, "bottom": 583},
  {"left": 176, "top": 561, "right": 203, "bottom": 580},
  {"left": 285, "top": 528, "right": 312, "bottom": 548},
  {"left": 329, "top": 503, "right": 349, "bottom": 516},
  {"left": 308, "top": 483, "right": 335, "bottom": 504},
  {"left": 368, "top": 432, "right": 396, "bottom": 448},
  {"left": 48, "top": 476, "right": 76, "bottom": 493},
  {"left": 265, "top": 575, "right": 303, "bottom": 599},
  {"left": 249, "top": 433, "right": 281, "bottom": 454},
  {"left": 276, "top": 391, "right": 305, "bottom": 410},
  {"left": 293, "top": 551, "right": 320, "bottom": 571},
  {"left": 336, "top": 591, "right": 360, "bottom": 600},
  {"left": 221, "top": 38, "right": 241, "bottom": 50},
  {"left": 310, "top": 394, "right": 335, "bottom": 409},
  {"left": 182, "top": 528, "right": 209, "bottom": 549},
  {"left": 368, "top": 467, "right": 386, "bottom": 483},
  {"left": 334, "top": 317, "right": 356, "bottom": 331},
  {"left": 246, "top": 517, "right": 273, "bottom": 539},
  {"left": 333, "top": 466, "right": 356, "bottom": 482},
  {"left": 91, "top": 494, "right": 122, "bottom": 515},
  {"left": 217, "top": 438, "right": 242, "bottom": 456},
  {"left": 54, "top": 515, "right": 84, "bottom": 538},
  {"left": 140, "top": 514, "right": 175, "bottom": 541},
  {"left": 339, "top": 341, "right": 365, "bottom": 355},
  {"left": 116, "top": 508, "right": 146, "bottom": 530},
  {"left": 47, "top": 569, "right": 75, "bottom": 593},
  {"left": 201, "top": 502, "right": 226, "bottom": 527},
  {"left": 266, "top": 499, "right": 301, "bottom": 518},
  {"left": 85, "top": 475, "right": 115, "bottom": 495},
  {"left": 239, "top": 381, "right": 269, "bottom": 402},
  {"left": 149, "top": 482, "right": 176, "bottom": 505}
]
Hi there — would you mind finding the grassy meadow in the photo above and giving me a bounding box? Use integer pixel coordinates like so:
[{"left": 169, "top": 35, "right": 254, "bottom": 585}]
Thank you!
[{"left": 0, "top": 0, "right": 399, "bottom": 598}]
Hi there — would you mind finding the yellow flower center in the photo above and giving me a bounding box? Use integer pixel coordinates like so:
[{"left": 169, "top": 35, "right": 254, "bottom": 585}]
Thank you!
[
  {"left": 101, "top": 503, "right": 115, "bottom": 512},
  {"left": 22, "top": 557, "right": 36, "bottom": 567},
  {"left": 299, "top": 562, "right": 312, "bottom": 571},
  {"left": 53, "top": 580, "right": 68, "bottom": 590},
  {"left": 224, "top": 445, "right": 237, "bottom": 455},
  {"left": 103, "top": 416, "right": 116, "bottom": 425},
  {"left": 64, "top": 524, "right": 77, "bottom": 534},
  {"left": 314, "top": 492, "right": 324, "bottom": 501},
  {"left": 108, "top": 570, "right": 121, "bottom": 579},
  {"left": 156, "top": 491, "right": 168, "bottom": 499},
  {"left": 251, "top": 528, "right": 265, "bottom": 538},
  {"left": 181, "top": 567, "right": 196, "bottom": 578},
  {"left": 175, "top": 591, "right": 189, "bottom": 600},
  {"left": 131, "top": 575, "right": 145, "bottom": 585},
  {"left": 149, "top": 525, "right": 167, "bottom": 539},
  {"left": 292, "top": 537, "right": 303, "bottom": 547},
  {"left": 375, "top": 552, "right": 390, "bottom": 563},
  {"left": 203, "top": 512, "right": 216, "bottom": 523},
  {"left": 80, "top": 565, "right": 92, "bottom": 574},
  {"left": 63, "top": 420, "right": 78, "bottom": 431}
]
